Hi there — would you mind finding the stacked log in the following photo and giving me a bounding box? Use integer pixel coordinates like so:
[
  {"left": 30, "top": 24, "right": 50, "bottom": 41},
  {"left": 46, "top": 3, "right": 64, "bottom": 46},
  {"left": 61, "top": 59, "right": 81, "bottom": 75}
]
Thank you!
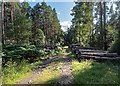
[{"left": 70, "top": 44, "right": 120, "bottom": 61}]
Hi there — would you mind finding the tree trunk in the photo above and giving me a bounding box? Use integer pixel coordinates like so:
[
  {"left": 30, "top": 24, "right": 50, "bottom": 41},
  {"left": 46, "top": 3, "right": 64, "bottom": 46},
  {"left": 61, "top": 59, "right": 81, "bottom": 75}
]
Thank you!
[
  {"left": 11, "top": 2, "right": 14, "bottom": 44},
  {"left": 0, "top": 2, "right": 2, "bottom": 48},
  {"left": 1, "top": 1, "right": 5, "bottom": 45},
  {"left": 11, "top": 2, "right": 14, "bottom": 25},
  {"left": 103, "top": 2, "right": 107, "bottom": 50},
  {"left": 99, "top": 2, "right": 104, "bottom": 50}
]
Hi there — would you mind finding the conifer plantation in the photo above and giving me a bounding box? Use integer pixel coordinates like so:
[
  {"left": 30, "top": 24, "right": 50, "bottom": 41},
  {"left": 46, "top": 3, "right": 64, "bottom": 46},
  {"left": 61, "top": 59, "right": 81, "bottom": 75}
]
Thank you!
[{"left": 0, "top": 1, "right": 120, "bottom": 85}]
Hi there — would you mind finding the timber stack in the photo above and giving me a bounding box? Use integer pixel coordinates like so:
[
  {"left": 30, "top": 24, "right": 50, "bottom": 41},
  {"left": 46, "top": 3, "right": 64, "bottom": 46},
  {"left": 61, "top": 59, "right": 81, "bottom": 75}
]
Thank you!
[{"left": 70, "top": 44, "right": 120, "bottom": 62}]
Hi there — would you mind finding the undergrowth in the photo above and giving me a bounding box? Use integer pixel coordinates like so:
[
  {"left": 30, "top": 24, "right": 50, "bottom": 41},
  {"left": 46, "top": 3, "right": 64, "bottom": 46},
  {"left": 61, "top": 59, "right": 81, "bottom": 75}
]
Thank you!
[
  {"left": 2, "top": 60, "right": 42, "bottom": 84},
  {"left": 72, "top": 59, "right": 119, "bottom": 84}
]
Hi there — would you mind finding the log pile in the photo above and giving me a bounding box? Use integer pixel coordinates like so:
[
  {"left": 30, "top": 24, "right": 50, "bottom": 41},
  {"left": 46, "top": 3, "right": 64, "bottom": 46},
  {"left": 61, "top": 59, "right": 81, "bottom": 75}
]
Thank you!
[{"left": 70, "top": 44, "right": 120, "bottom": 61}]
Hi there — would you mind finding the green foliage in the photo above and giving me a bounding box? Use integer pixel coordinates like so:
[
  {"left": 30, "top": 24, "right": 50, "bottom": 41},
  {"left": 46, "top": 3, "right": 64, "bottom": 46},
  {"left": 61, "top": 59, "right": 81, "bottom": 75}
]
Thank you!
[
  {"left": 72, "top": 60, "right": 119, "bottom": 84},
  {"left": 2, "top": 59, "right": 42, "bottom": 84},
  {"left": 31, "top": 2, "right": 61, "bottom": 45},
  {"left": 0, "top": 52, "right": 4, "bottom": 58},
  {"left": 110, "top": 34, "right": 120, "bottom": 55},
  {"left": 36, "top": 29, "right": 45, "bottom": 45},
  {"left": 3, "top": 2, "right": 62, "bottom": 46},
  {"left": 57, "top": 46, "right": 63, "bottom": 52},
  {"left": 109, "top": 2, "right": 120, "bottom": 54},
  {"left": 4, "top": 2, "right": 31, "bottom": 45},
  {"left": 14, "top": 11, "right": 31, "bottom": 44},
  {"left": 3, "top": 44, "right": 62, "bottom": 64},
  {"left": 32, "top": 59, "right": 62, "bottom": 84},
  {"left": 2, "top": 60, "right": 31, "bottom": 84},
  {"left": 31, "top": 29, "right": 45, "bottom": 45},
  {"left": 3, "top": 45, "right": 37, "bottom": 63},
  {"left": 68, "top": 2, "right": 93, "bottom": 46},
  {"left": 2, "top": 44, "right": 62, "bottom": 84}
]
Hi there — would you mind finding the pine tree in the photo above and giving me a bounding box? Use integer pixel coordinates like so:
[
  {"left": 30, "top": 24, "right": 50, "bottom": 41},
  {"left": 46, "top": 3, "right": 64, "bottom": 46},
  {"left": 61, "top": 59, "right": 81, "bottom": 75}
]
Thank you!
[
  {"left": 31, "top": 2, "right": 61, "bottom": 45},
  {"left": 70, "top": 2, "right": 93, "bottom": 46},
  {"left": 51, "top": 8, "right": 61, "bottom": 45},
  {"left": 93, "top": 2, "right": 109, "bottom": 50},
  {"left": 1, "top": 1, "right": 4, "bottom": 45},
  {"left": 110, "top": 1, "right": 120, "bottom": 55},
  {"left": 0, "top": 2, "right": 2, "bottom": 48}
]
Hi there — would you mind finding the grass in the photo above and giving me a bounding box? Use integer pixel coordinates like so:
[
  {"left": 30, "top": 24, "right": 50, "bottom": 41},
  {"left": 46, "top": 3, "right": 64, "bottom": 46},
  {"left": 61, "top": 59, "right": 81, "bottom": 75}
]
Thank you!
[
  {"left": 32, "top": 61, "right": 62, "bottom": 84},
  {"left": 32, "top": 47, "right": 73, "bottom": 84},
  {"left": 63, "top": 46, "right": 69, "bottom": 49},
  {"left": 72, "top": 59, "right": 119, "bottom": 84},
  {"left": 30, "top": 48, "right": 66, "bottom": 84},
  {"left": 60, "top": 46, "right": 70, "bottom": 56},
  {"left": 2, "top": 46, "right": 63, "bottom": 84},
  {"left": 2, "top": 60, "right": 42, "bottom": 84},
  {"left": 60, "top": 48, "right": 66, "bottom": 55},
  {"left": 3, "top": 47, "right": 119, "bottom": 84},
  {"left": 0, "top": 58, "right": 1, "bottom": 85}
]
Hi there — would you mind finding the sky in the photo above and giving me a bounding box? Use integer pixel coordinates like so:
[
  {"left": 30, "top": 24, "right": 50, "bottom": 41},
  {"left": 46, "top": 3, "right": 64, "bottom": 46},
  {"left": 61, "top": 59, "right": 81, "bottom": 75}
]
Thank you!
[{"left": 29, "top": 2, "right": 75, "bottom": 31}]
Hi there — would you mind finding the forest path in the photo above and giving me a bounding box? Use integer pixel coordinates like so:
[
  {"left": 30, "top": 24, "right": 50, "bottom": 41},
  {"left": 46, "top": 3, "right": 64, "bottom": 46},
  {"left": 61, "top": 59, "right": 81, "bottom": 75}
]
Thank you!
[
  {"left": 17, "top": 54, "right": 62, "bottom": 84},
  {"left": 17, "top": 47, "right": 74, "bottom": 85},
  {"left": 56, "top": 50, "right": 74, "bottom": 85}
]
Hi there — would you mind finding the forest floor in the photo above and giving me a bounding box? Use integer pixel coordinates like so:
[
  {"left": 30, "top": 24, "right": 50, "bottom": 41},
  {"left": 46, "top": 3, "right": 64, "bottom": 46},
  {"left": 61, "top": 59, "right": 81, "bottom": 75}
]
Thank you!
[
  {"left": 0, "top": 58, "right": 1, "bottom": 85},
  {"left": 17, "top": 47, "right": 119, "bottom": 85},
  {"left": 18, "top": 47, "right": 74, "bottom": 85}
]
